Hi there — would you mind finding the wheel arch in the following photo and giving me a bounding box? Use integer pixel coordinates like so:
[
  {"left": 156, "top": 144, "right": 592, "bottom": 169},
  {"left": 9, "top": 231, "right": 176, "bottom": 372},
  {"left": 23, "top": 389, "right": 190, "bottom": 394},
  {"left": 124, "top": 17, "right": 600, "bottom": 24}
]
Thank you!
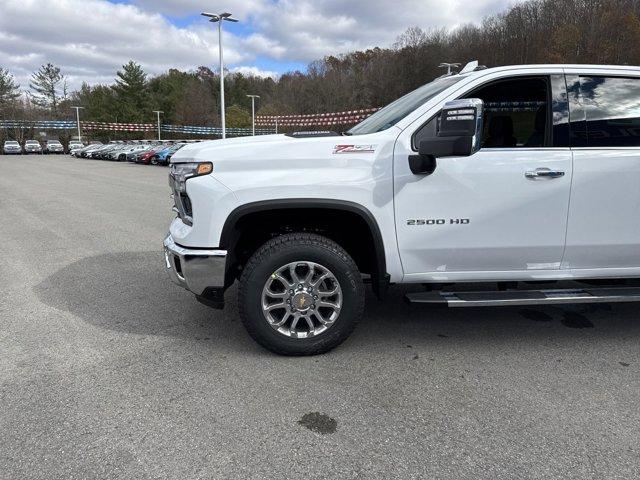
[{"left": 219, "top": 199, "right": 389, "bottom": 297}]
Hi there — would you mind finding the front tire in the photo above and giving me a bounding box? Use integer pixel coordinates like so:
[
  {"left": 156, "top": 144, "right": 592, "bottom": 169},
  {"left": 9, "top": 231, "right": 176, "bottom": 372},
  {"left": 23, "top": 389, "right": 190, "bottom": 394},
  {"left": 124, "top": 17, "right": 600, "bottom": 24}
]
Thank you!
[{"left": 238, "top": 233, "right": 364, "bottom": 356}]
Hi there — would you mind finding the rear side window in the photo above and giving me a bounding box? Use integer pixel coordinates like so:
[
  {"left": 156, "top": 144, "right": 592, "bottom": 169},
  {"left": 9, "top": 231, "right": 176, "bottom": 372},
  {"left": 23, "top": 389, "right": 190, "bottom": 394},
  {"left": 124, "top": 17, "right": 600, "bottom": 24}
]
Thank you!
[{"left": 580, "top": 76, "right": 640, "bottom": 147}]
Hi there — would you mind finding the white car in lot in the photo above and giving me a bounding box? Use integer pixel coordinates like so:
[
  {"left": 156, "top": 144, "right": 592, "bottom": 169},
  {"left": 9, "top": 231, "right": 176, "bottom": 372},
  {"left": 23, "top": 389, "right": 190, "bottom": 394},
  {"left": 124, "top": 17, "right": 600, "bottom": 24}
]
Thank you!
[
  {"left": 45, "top": 140, "right": 65, "bottom": 154},
  {"left": 24, "top": 140, "right": 43, "bottom": 154},
  {"left": 3, "top": 140, "right": 22, "bottom": 155},
  {"left": 164, "top": 61, "right": 640, "bottom": 355},
  {"left": 68, "top": 141, "right": 84, "bottom": 154}
]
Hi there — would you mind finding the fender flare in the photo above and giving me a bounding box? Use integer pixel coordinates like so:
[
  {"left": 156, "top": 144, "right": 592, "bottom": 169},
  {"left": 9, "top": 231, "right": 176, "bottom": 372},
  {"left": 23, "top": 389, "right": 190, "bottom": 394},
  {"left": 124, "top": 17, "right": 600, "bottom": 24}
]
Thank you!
[{"left": 220, "top": 199, "right": 389, "bottom": 297}]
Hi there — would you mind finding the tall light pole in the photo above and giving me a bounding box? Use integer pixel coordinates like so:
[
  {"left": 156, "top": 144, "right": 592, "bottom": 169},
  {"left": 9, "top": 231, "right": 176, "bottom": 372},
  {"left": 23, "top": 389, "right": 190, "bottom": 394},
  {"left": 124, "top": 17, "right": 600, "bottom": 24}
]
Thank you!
[
  {"left": 71, "top": 106, "right": 84, "bottom": 143},
  {"left": 153, "top": 110, "right": 163, "bottom": 140},
  {"left": 246, "top": 94, "right": 259, "bottom": 136},
  {"left": 201, "top": 11, "right": 238, "bottom": 139}
]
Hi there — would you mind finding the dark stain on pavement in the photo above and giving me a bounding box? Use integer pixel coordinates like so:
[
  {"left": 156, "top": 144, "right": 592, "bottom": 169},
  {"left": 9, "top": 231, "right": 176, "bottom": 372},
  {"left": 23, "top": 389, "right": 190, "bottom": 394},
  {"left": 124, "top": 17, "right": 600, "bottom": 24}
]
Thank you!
[
  {"left": 298, "top": 412, "right": 337, "bottom": 435},
  {"left": 620, "top": 362, "right": 630, "bottom": 367},
  {"left": 561, "top": 312, "right": 594, "bottom": 329},
  {"left": 519, "top": 309, "right": 553, "bottom": 322},
  {"left": 584, "top": 303, "right": 613, "bottom": 313}
]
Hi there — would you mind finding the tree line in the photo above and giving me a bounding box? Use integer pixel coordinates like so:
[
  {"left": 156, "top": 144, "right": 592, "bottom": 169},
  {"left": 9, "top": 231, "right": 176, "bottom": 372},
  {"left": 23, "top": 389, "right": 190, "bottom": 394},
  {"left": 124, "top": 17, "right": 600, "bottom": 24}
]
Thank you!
[{"left": 2, "top": 0, "right": 640, "bottom": 141}]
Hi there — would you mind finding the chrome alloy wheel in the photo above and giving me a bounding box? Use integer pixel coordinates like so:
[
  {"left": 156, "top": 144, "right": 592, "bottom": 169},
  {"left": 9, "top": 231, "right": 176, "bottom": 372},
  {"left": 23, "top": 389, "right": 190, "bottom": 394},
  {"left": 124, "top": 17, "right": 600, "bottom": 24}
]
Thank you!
[{"left": 261, "top": 261, "right": 343, "bottom": 338}]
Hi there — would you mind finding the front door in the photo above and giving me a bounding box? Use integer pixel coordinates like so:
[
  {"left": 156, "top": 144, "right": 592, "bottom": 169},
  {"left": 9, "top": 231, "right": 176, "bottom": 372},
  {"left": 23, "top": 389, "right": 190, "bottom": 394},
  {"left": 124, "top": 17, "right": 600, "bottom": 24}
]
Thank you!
[{"left": 394, "top": 75, "right": 573, "bottom": 280}]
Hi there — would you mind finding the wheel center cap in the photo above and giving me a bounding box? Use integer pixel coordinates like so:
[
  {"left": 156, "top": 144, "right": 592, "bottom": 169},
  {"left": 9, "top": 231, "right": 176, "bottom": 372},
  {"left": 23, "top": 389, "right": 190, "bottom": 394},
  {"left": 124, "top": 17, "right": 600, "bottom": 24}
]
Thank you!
[{"left": 292, "top": 292, "right": 313, "bottom": 311}]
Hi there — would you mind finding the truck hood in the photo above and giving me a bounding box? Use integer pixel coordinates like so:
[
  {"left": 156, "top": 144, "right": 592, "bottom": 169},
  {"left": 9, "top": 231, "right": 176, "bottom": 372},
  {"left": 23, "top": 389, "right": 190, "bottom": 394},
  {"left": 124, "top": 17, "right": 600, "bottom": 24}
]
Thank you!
[
  {"left": 169, "top": 132, "right": 388, "bottom": 167},
  {"left": 170, "top": 134, "right": 298, "bottom": 164}
]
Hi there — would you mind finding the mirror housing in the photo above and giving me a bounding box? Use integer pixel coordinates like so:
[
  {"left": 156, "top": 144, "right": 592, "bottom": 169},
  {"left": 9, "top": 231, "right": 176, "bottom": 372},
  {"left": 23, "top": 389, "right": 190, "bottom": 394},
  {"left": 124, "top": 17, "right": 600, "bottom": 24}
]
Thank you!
[{"left": 419, "top": 98, "right": 484, "bottom": 158}]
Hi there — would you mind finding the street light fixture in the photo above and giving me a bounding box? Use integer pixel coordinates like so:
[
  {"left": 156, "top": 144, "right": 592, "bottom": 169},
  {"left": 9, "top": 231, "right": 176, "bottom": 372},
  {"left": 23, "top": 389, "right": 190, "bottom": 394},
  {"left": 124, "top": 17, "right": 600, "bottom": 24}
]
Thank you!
[
  {"left": 438, "top": 63, "right": 461, "bottom": 75},
  {"left": 246, "top": 94, "right": 260, "bottom": 136},
  {"left": 153, "top": 110, "right": 163, "bottom": 141},
  {"left": 71, "top": 106, "right": 84, "bottom": 143},
  {"left": 201, "top": 11, "right": 238, "bottom": 140}
]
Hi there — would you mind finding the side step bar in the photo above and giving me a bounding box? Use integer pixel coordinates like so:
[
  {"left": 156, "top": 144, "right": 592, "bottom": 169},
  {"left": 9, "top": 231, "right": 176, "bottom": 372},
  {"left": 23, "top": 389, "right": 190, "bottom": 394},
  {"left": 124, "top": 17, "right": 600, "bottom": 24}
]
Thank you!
[{"left": 406, "top": 287, "right": 640, "bottom": 308}]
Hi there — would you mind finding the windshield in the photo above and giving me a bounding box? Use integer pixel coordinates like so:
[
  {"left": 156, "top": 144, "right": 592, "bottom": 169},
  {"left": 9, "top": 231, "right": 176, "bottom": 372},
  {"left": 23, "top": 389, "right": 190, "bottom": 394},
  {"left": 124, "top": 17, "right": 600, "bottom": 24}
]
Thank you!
[
  {"left": 6, "top": 141, "right": 19, "bottom": 145},
  {"left": 26, "top": 141, "right": 38, "bottom": 144},
  {"left": 347, "top": 75, "right": 463, "bottom": 135}
]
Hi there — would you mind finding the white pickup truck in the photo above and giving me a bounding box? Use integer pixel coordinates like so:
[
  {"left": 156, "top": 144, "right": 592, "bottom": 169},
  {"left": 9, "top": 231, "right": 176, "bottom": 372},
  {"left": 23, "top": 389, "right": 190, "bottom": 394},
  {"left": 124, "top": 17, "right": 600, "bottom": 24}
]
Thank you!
[{"left": 164, "top": 61, "right": 640, "bottom": 355}]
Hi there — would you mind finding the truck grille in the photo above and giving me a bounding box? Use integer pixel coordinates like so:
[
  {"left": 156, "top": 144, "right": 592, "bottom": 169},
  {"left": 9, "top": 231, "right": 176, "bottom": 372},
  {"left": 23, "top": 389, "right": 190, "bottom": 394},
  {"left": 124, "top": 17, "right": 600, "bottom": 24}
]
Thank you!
[{"left": 169, "top": 176, "right": 193, "bottom": 226}]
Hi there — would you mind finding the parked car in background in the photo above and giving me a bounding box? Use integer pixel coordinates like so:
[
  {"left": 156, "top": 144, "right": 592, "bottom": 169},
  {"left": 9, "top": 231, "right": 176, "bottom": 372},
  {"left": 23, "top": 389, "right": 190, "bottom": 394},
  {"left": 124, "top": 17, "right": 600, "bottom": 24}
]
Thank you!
[
  {"left": 125, "top": 144, "right": 155, "bottom": 162},
  {"left": 3, "top": 140, "right": 22, "bottom": 155},
  {"left": 78, "top": 143, "right": 105, "bottom": 158},
  {"left": 68, "top": 141, "right": 84, "bottom": 154},
  {"left": 91, "top": 144, "right": 120, "bottom": 160},
  {"left": 66, "top": 140, "right": 195, "bottom": 165},
  {"left": 105, "top": 144, "right": 135, "bottom": 161},
  {"left": 154, "top": 143, "right": 185, "bottom": 165},
  {"left": 24, "top": 140, "right": 43, "bottom": 154},
  {"left": 134, "top": 145, "right": 163, "bottom": 164},
  {"left": 45, "top": 140, "right": 65, "bottom": 154}
]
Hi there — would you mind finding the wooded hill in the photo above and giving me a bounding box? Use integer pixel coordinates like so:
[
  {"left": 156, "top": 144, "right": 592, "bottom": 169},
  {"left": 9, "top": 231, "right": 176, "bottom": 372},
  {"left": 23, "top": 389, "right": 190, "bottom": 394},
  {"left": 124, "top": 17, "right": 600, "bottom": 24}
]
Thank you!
[{"left": 1, "top": 0, "right": 640, "bottom": 134}]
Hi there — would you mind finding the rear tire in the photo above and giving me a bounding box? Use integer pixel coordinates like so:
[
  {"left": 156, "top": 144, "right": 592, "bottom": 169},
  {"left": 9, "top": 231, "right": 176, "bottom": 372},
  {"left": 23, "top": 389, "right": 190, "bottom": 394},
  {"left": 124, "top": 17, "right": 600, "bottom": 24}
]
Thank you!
[{"left": 238, "top": 233, "right": 364, "bottom": 355}]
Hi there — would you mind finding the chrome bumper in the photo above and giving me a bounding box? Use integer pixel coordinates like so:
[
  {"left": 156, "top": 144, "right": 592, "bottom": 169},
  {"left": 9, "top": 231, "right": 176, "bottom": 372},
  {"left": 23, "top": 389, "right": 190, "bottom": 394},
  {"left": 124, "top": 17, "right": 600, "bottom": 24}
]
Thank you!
[{"left": 163, "top": 234, "right": 227, "bottom": 295}]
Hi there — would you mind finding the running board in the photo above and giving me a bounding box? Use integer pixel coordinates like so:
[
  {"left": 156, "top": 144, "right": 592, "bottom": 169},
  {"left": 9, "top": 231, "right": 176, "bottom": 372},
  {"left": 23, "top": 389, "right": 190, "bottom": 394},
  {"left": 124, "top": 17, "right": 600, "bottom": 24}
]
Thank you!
[{"left": 405, "top": 287, "right": 640, "bottom": 307}]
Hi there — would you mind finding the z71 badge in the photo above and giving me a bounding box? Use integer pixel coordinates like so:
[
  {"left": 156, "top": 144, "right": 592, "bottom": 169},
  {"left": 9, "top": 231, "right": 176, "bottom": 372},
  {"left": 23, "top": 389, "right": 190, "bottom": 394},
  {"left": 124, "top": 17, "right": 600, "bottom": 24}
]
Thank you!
[
  {"left": 407, "top": 218, "right": 470, "bottom": 225},
  {"left": 333, "top": 144, "right": 376, "bottom": 154}
]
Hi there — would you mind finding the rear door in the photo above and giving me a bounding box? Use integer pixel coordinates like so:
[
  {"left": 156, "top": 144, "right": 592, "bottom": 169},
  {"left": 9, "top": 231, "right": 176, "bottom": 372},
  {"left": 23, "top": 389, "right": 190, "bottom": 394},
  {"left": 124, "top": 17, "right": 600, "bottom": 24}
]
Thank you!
[{"left": 563, "top": 72, "right": 640, "bottom": 270}]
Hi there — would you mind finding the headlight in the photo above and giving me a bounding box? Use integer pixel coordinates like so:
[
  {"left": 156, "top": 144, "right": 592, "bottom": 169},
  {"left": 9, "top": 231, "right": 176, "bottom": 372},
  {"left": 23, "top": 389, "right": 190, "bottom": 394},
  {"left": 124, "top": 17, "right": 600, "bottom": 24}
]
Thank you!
[{"left": 169, "top": 162, "right": 213, "bottom": 192}]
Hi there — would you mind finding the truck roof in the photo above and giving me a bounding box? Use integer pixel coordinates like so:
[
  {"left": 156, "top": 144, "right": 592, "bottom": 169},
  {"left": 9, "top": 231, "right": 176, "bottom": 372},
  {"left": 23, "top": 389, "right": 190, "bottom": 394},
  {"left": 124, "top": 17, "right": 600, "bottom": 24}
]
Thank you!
[{"left": 455, "top": 61, "right": 640, "bottom": 78}]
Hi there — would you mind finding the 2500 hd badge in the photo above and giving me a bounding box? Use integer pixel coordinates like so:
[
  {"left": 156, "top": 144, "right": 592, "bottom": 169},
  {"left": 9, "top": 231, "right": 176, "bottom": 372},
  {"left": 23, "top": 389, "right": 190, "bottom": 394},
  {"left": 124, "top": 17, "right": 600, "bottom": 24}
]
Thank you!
[{"left": 407, "top": 218, "right": 470, "bottom": 225}]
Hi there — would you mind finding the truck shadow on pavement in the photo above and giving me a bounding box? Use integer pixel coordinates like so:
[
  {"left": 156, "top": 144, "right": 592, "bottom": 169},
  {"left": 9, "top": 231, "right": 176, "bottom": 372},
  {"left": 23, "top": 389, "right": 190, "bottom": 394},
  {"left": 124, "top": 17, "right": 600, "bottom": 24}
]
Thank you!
[
  {"left": 33, "top": 251, "right": 640, "bottom": 354},
  {"left": 33, "top": 251, "right": 245, "bottom": 340}
]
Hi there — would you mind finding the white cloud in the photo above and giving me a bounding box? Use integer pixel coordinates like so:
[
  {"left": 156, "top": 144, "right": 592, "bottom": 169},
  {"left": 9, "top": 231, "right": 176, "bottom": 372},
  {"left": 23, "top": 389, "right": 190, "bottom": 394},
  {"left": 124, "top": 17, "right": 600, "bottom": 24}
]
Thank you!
[
  {"left": 140, "top": 0, "right": 523, "bottom": 61},
  {"left": 231, "top": 66, "right": 279, "bottom": 79},
  {"left": 0, "top": 0, "right": 524, "bottom": 91},
  {"left": 132, "top": 0, "right": 269, "bottom": 19},
  {"left": 0, "top": 0, "right": 249, "bottom": 89},
  {"left": 244, "top": 0, "right": 522, "bottom": 62}
]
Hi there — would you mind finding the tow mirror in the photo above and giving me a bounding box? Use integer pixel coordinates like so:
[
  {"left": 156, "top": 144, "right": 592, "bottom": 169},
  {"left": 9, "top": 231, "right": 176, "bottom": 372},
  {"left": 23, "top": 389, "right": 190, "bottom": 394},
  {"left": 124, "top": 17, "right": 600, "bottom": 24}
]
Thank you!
[{"left": 410, "top": 98, "right": 484, "bottom": 175}]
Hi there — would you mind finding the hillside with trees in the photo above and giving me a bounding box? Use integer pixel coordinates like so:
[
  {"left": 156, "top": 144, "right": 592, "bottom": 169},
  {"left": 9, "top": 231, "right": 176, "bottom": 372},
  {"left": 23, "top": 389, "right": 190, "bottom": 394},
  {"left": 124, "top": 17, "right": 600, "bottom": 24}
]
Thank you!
[{"left": 2, "top": 0, "right": 640, "bottom": 139}]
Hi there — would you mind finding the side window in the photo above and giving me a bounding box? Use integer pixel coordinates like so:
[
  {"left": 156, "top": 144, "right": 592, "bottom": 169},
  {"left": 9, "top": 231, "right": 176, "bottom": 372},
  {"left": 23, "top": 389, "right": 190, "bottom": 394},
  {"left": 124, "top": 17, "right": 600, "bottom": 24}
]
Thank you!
[
  {"left": 413, "top": 77, "right": 551, "bottom": 149},
  {"left": 466, "top": 77, "right": 549, "bottom": 148},
  {"left": 580, "top": 76, "right": 640, "bottom": 147}
]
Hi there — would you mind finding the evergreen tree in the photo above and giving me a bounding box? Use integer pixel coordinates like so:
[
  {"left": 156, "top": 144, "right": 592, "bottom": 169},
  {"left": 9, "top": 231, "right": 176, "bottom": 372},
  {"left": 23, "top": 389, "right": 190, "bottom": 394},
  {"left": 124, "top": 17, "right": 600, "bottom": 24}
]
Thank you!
[
  {"left": 29, "top": 63, "right": 67, "bottom": 113},
  {"left": 0, "top": 67, "right": 20, "bottom": 107},
  {"left": 112, "top": 61, "right": 149, "bottom": 123},
  {"left": 72, "top": 82, "right": 118, "bottom": 123},
  {"left": 148, "top": 68, "right": 193, "bottom": 123},
  {"left": 226, "top": 104, "right": 251, "bottom": 128}
]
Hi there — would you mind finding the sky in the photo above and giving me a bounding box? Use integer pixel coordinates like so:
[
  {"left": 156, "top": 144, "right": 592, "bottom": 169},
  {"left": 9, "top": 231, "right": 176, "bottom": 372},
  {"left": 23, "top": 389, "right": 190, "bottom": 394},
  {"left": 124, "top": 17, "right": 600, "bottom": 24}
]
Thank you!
[{"left": 0, "top": 0, "right": 523, "bottom": 91}]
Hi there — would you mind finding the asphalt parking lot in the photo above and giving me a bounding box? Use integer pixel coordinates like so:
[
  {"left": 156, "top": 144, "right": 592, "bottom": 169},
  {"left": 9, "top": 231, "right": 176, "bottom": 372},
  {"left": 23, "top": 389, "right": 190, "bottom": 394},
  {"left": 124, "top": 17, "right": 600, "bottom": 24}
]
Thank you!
[{"left": 1, "top": 154, "right": 640, "bottom": 479}]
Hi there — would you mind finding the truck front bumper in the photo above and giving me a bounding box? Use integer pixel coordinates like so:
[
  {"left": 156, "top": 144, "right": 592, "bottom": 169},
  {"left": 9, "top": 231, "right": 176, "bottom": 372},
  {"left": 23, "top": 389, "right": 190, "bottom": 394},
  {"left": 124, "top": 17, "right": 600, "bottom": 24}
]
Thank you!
[{"left": 163, "top": 234, "right": 227, "bottom": 295}]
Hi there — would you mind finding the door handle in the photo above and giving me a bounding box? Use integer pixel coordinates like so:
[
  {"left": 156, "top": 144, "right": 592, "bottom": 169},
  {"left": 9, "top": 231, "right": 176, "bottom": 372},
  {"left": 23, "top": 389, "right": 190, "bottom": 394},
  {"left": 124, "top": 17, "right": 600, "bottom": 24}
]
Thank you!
[{"left": 525, "top": 168, "right": 565, "bottom": 179}]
